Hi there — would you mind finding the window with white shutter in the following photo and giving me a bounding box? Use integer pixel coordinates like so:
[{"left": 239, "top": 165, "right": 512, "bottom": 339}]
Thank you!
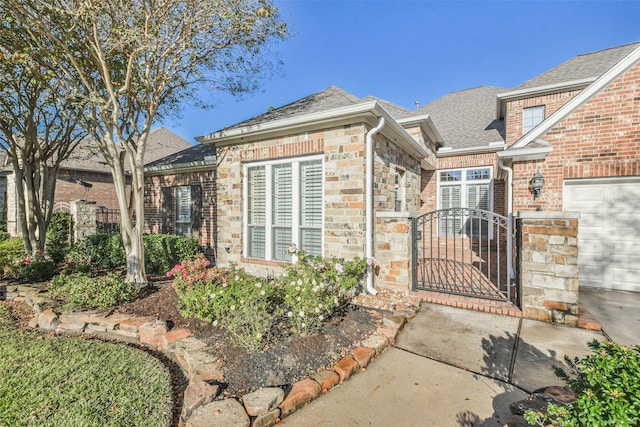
[
  {"left": 175, "top": 186, "right": 192, "bottom": 237},
  {"left": 245, "top": 155, "right": 323, "bottom": 261},
  {"left": 438, "top": 167, "right": 492, "bottom": 238}
]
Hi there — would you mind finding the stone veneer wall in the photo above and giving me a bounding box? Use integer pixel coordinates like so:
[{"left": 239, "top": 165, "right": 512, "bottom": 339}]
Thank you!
[
  {"left": 517, "top": 211, "right": 580, "bottom": 326},
  {"left": 374, "top": 212, "right": 413, "bottom": 293}
]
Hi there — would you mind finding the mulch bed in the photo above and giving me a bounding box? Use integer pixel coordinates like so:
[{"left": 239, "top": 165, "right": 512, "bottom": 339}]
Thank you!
[{"left": 113, "top": 279, "right": 380, "bottom": 398}]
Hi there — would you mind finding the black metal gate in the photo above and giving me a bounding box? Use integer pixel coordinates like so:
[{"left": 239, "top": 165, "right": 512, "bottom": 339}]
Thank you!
[{"left": 412, "top": 208, "right": 516, "bottom": 303}]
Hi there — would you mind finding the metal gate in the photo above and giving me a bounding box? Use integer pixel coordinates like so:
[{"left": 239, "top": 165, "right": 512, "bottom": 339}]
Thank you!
[{"left": 412, "top": 208, "right": 516, "bottom": 303}]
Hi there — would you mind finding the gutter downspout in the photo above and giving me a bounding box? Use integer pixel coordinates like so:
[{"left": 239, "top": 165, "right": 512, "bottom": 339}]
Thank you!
[
  {"left": 365, "top": 116, "right": 385, "bottom": 295},
  {"left": 497, "top": 158, "right": 515, "bottom": 286}
]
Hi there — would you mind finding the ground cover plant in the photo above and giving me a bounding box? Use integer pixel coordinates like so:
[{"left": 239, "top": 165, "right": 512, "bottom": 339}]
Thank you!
[
  {"left": 0, "top": 303, "right": 175, "bottom": 427},
  {"left": 48, "top": 272, "right": 140, "bottom": 311},
  {"left": 525, "top": 340, "right": 640, "bottom": 426}
]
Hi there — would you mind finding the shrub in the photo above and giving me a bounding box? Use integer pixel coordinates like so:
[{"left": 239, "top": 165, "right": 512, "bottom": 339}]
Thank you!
[
  {"left": 46, "top": 211, "right": 72, "bottom": 264},
  {"left": 169, "top": 257, "right": 279, "bottom": 351},
  {"left": 144, "top": 234, "right": 202, "bottom": 275},
  {"left": 525, "top": 340, "right": 640, "bottom": 426},
  {"left": 0, "top": 231, "right": 10, "bottom": 242},
  {"left": 12, "top": 255, "right": 57, "bottom": 283},
  {"left": 48, "top": 272, "right": 139, "bottom": 311},
  {"left": 277, "top": 247, "right": 367, "bottom": 337},
  {"left": 63, "top": 233, "right": 126, "bottom": 274},
  {"left": 0, "top": 237, "right": 26, "bottom": 277}
]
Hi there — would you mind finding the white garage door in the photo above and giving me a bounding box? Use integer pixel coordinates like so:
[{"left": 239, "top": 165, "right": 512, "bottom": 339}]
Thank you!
[{"left": 564, "top": 178, "right": 640, "bottom": 292}]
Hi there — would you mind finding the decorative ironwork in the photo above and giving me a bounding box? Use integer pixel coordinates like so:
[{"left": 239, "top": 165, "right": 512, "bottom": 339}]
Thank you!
[
  {"left": 96, "top": 208, "right": 121, "bottom": 234},
  {"left": 412, "top": 208, "right": 517, "bottom": 303}
]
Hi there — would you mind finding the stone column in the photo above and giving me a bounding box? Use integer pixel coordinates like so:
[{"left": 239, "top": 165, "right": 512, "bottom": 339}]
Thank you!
[
  {"left": 517, "top": 211, "right": 579, "bottom": 326},
  {"left": 70, "top": 200, "right": 97, "bottom": 242},
  {"left": 374, "top": 212, "right": 414, "bottom": 293}
]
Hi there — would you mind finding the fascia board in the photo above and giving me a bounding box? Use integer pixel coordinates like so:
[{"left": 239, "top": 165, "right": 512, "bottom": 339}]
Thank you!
[
  {"left": 511, "top": 45, "right": 640, "bottom": 149},
  {"left": 436, "top": 143, "right": 506, "bottom": 157},
  {"left": 496, "top": 144, "right": 553, "bottom": 161},
  {"left": 144, "top": 161, "right": 216, "bottom": 176},
  {"left": 397, "top": 114, "right": 445, "bottom": 146},
  {"left": 495, "top": 78, "right": 595, "bottom": 118},
  {"left": 196, "top": 101, "right": 380, "bottom": 145},
  {"left": 197, "top": 101, "right": 431, "bottom": 159}
]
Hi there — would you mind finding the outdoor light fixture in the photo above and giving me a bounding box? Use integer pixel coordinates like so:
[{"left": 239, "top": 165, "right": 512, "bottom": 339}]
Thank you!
[{"left": 531, "top": 171, "right": 545, "bottom": 199}]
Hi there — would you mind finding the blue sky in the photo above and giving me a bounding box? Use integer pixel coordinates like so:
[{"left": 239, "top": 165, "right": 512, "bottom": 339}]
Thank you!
[{"left": 159, "top": 0, "right": 640, "bottom": 143}]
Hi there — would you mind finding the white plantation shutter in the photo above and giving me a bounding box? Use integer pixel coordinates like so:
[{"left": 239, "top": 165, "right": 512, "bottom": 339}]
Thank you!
[
  {"left": 248, "top": 167, "right": 266, "bottom": 258},
  {"left": 300, "top": 160, "right": 322, "bottom": 255},
  {"left": 439, "top": 185, "right": 461, "bottom": 236},
  {"left": 467, "top": 184, "right": 490, "bottom": 237},
  {"left": 175, "top": 186, "right": 192, "bottom": 237},
  {"left": 272, "top": 164, "right": 292, "bottom": 261}
]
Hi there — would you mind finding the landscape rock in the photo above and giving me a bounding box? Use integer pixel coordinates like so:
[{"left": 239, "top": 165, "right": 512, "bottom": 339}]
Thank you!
[
  {"left": 383, "top": 315, "right": 407, "bottom": 330},
  {"left": 186, "top": 399, "right": 249, "bottom": 427},
  {"left": 182, "top": 381, "right": 219, "bottom": 419},
  {"left": 279, "top": 378, "right": 321, "bottom": 417},
  {"left": 119, "top": 316, "right": 156, "bottom": 333},
  {"left": 183, "top": 350, "right": 224, "bottom": 382},
  {"left": 242, "top": 387, "right": 284, "bottom": 416},
  {"left": 161, "top": 328, "right": 192, "bottom": 348},
  {"left": 252, "top": 408, "right": 280, "bottom": 427},
  {"left": 38, "top": 309, "right": 59, "bottom": 330},
  {"left": 139, "top": 319, "right": 168, "bottom": 349}
]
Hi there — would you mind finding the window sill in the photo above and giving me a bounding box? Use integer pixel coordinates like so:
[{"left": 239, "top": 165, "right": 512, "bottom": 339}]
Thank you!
[{"left": 240, "top": 257, "right": 289, "bottom": 267}]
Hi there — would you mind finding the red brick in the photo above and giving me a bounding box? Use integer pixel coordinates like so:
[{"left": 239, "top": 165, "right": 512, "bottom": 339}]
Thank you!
[
  {"left": 352, "top": 346, "right": 375, "bottom": 368},
  {"left": 311, "top": 370, "right": 340, "bottom": 392},
  {"left": 333, "top": 357, "right": 359, "bottom": 382},
  {"left": 279, "top": 379, "right": 321, "bottom": 417}
]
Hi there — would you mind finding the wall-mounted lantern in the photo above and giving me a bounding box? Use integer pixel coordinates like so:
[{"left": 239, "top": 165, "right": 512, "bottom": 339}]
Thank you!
[{"left": 531, "top": 171, "right": 545, "bottom": 199}]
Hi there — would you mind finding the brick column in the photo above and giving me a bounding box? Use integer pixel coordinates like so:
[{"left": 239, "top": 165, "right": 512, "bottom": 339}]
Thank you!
[
  {"left": 374, "top": 212, "right": 414, "bottom": 293},
  {"left": 517, "top": 211, "right": 579, "bottom": 326},
  {"left": 70, "top": 200, "right": 97, "bottom": 242}
]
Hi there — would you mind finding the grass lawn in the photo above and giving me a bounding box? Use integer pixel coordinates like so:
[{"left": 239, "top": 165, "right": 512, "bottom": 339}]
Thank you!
[{"left": 0, "top": 304, "right": 174, "bottom": 427}]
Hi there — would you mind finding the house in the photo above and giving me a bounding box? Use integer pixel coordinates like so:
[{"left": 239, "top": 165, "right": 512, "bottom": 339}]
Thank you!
[
  {"left": 1, "top": 127, "right": 192, "bottom": 236},
  {"left": 147, "top": 41, "right": 640, "bottom": 300}
]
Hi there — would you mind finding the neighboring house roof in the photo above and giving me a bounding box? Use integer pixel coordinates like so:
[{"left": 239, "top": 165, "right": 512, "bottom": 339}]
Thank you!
[
  {"left": 145, "top": 143, "right": 217, "bottom": 175},
  {"left": 413, "top": 86, "right": 509, "bottom": 153},
  {"left": 501, "top": 43, "right": 640, "bottom": 160}
]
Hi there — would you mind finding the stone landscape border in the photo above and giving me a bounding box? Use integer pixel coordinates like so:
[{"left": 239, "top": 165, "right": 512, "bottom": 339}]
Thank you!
[{"left": 0, "top": 284, "right": 419, "bottom": 427}]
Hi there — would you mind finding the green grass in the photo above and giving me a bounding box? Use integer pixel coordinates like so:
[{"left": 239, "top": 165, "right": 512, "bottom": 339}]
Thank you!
[{"left": 0, "top": 304, "right": 174, "bottom": 427}]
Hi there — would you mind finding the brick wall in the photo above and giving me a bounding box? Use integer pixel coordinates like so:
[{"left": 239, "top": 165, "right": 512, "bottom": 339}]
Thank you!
[
  {"left": 144, "top": 169, "right": 217, "bottom": 257},
  {"left": 518, "top": 211, "right": 579, "bottom": 326},
  {"left": 511, "top": 62, "right": 640, "bottom": 211}
]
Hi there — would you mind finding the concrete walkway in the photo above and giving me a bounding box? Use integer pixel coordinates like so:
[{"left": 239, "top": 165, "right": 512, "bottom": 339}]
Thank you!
[{"left": 281, "top": 302, "right": 610, "bottom": 426}]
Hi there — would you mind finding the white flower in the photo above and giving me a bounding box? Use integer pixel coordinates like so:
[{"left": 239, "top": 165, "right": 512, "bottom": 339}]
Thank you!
[
  {"left": 296, "top": 296, "right": 301, "bottom": 301},
  {"left": 318, "top": 303, "right": 323, "bottom": 309},
  {"left": 255, "top": 282, "right": 262, "bottom": 288},
  {"left": 312, "top": 286, "right": 319, "bottom": 293},
  {"left": 297, "top": 279, "right": 303, "bottom": 286},
  {"left": 299, "top": 311, "right": 305, "bottom": 318},
  {"left": 287, "top": 311, "right": 293, "bottom": 317},
  {"left": 230, "top": 305, "right": 236, "bottom": 311},
  {"left": 315, "top": 307, "right": 320, "bottom": 313},
  {"left": 312, "top": 279, "right": 317, "bottom": 286},
  {"left": 212, "top": 320, "right": 218, "bottom": 326},
  {"left": 301, "top": 323, "right": 306, "bottom": 328},
  {"left": 367, "top": 257, "right": 376, "bottom": 267},
  {"left": 334, "top": 263, "right": 344, "bottom": 273},
  {"left": 209, "top": 293, "right": 216, "bottom": 299},
  {"left": 260, "top": 290, "right": 266, "bottom": 296},
  {"left": 319, "top": 316, "right": 324, "bottom": 321},
  {"left": 240, "top": 300, "right": 245, "bottom": 305},
  {"left": 295, "top": 286, "right": 301, "bottom": 292}
]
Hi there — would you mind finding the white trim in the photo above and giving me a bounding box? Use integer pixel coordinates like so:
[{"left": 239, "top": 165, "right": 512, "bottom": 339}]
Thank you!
[
  {"left": 496, "top": 141, "right": 553, "bottom": 162},
  {"left": 437, "top": 143, "right": 506, "bottom": 157},
  {"left": 243, "top": 154, "right": 324, "bottom": 262},
  {"left": 511, "top": 44, "right": 640, "bottom": 149}
]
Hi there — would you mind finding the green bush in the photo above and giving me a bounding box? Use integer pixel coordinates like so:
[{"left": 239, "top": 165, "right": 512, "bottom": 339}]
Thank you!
[
  {"left": 144, "top": 234, "right": 202, "bottom": 275},
  {"left": 169, "top": 249, "right": 368, "bottom": 349},
  {"left": 169, "top": 257, "right": 279, "bottom": 351},
  {"left": 0, "top": 231, "right": 10, "bottom": 242},
  {"left": 0, "top": 237, "right": 25, "bottom": 277},
  {"left": 48, "top": 272, "right": 139, "bottom": 311},
  {"left": 13, "top": 256, "right": 57, "bottom": 283},
  {"left": 46, "top": 211, "right": 72, "bottom": 264},
  {"left": 525, "top": 340, "right": 640, "bottom": 426},
  {"left": 277, "top": 247, "right": 366, "bottom": 337},
  {"left": 64, "top": 233, "right": 126, "bottom": 274}
]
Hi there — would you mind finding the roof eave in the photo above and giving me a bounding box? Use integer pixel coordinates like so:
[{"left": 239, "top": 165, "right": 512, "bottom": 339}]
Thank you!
[
  {"left": 495, "top": 78, "right": 595, "bottom": 118},
  {"left": 197, "top": 101, "right": 431, "bottom": 159},
  {"left": 436, "top": 142, "right": 506, "bottom": 157},
  {"left": 497, "top": 144, "right": 552, "bottom": 162},
  {"left": 144, "top": 159, "right": 217, "bottom": 176},
  {"left": 396, "top": 114, "right": 445, "bottom": 146},
  {"left": 511, "top": 44, "right": 640, "bottom": 149}
]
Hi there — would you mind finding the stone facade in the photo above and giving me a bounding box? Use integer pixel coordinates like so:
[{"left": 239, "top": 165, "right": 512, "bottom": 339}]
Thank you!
[
  {"left": 517, "top": 211, "right": 579, "bottom": 326},
  {"left": 374, "top": 212, "right": 413, "bottom": 293}
]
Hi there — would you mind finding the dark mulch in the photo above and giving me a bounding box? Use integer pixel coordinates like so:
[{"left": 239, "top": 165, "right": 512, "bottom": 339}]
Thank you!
[{"left": 113, "top": 279, "right": 380, "bottom": 398}]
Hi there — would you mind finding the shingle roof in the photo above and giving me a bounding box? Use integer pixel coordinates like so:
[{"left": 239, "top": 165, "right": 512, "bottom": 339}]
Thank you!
[
  {"left": 413, "top": 86, "right": 508, "bottom": 149},
  {"left": 515, "top": 42, "right": 640, "bottom": 91},
  {"left": 359, "top": 96, "right": 414, "bottom": 119},
  {"left": 145, "top": 143, "right": 216, "bottom": 169},
  {"left": 62, "top": 127, "right": 192, "bottom": 173}
]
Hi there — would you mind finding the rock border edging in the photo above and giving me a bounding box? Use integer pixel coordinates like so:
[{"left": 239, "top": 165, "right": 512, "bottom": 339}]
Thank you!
[{"left": 1, "top": 283, "right": 418, "bottom": 426}]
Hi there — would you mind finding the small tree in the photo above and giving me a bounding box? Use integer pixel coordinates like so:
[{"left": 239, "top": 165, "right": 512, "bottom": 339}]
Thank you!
[
  {"left": 7, "top": 0, "right": 288, "bottom": 285},
  {"left": 0, "top": 12, "right": 85, "bottom": 257}
]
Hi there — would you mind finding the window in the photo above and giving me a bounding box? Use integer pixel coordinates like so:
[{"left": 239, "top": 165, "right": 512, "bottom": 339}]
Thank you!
[
  {"left": 438, "top": 167, "right": 492, "bottom": 237},
  {"left": 522, "top": 105, "right": 545, "bottom": 134},
  {"left": 175, "top": 186, "right": 192, "bottom": 237},
  {"left": 245, "top": 156, "right": 323, "bottom": 261}
]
